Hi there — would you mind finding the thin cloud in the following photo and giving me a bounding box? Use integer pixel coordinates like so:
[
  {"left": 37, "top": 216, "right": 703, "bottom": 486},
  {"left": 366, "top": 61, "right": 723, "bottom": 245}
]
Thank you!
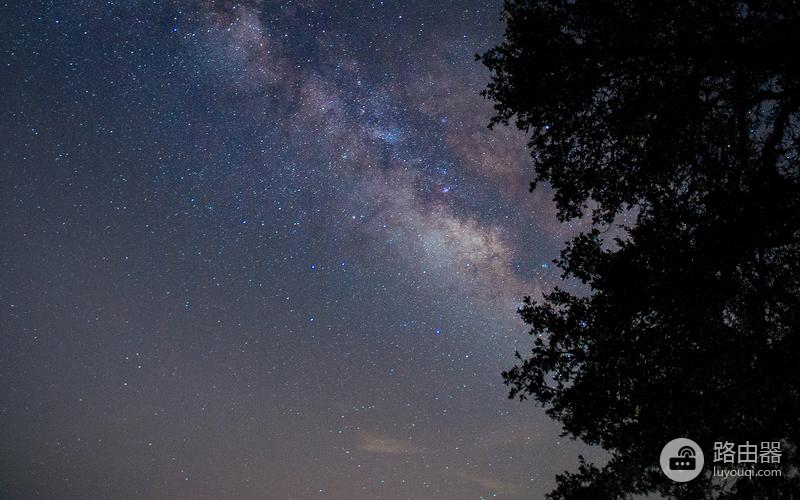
[{"left": 356, "top": 431, "right": 423, "bottom": 455}]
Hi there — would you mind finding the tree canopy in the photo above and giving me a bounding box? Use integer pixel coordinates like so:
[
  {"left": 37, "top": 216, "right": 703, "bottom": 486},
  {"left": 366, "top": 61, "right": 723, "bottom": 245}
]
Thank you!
[{"left": 480, "top": 1, "right": 800, "bottom": 498}]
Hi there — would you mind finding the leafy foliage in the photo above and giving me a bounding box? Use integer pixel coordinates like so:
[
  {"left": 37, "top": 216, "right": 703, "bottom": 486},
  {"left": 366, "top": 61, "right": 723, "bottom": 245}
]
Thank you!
[{"left": 480, "top": 1, "right": 800, "bottom": 497}]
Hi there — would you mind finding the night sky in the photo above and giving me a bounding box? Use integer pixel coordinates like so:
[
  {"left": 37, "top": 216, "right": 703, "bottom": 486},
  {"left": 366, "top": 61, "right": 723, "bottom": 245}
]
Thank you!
[{"left": 1, "top": 1, "right": 601, "bottom": 498}]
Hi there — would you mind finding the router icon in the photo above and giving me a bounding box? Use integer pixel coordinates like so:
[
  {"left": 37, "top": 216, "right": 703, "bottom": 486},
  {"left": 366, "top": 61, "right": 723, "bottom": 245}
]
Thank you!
[{"left": 669, "top": 446, "right": 697, "bottom": 470}]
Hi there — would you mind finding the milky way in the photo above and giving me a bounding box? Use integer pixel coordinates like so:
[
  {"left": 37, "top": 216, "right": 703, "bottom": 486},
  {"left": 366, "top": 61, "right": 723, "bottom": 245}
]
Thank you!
[{"left": 1, "top": 1, "right": 600, "bottom": 498}]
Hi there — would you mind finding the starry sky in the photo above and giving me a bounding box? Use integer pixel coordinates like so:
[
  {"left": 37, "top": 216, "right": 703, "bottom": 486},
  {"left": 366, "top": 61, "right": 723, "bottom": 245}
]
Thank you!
[{"left": 1, "top": 1, "right": 601, "bottom": 498}]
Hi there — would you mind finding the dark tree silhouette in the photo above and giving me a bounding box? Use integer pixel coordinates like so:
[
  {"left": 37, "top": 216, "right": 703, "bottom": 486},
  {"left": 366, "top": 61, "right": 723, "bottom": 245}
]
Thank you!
[{"left": 480, "top": 1, "right": 800, "bottom": 498}]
